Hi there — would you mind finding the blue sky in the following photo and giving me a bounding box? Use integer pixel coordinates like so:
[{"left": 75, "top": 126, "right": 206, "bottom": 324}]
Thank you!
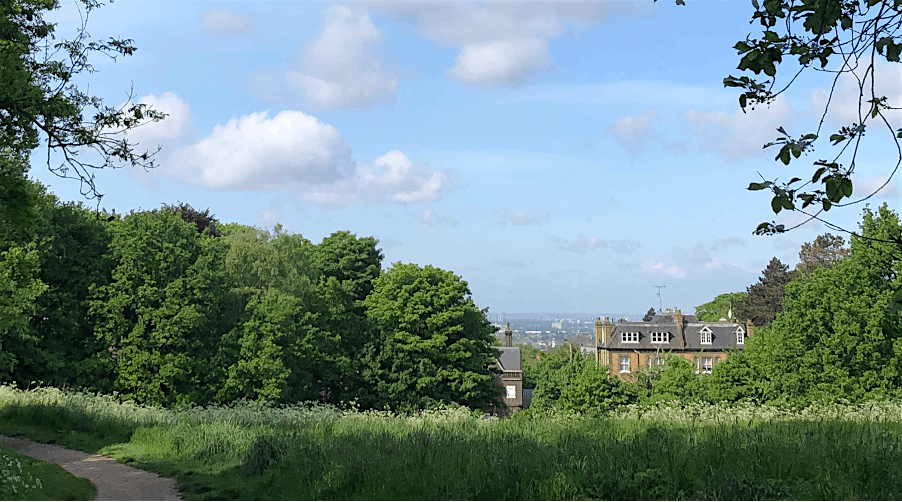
[{"left": 30, "top": 0, "right": 902, "bottom": 314}]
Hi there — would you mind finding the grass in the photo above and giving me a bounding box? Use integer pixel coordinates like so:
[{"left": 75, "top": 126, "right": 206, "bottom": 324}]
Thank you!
[
  {"left": 3, "top": 385, "right": 902, "bottom": 499},
  {"left": 0, "top": 442, "right": 95, "bottom": 500}
]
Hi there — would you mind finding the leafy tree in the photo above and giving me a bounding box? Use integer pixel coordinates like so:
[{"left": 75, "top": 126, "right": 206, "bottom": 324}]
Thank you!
[
  {"left": 643, "top": 307, "right": 656, "bottom": 322},
  {"left": 311, "top": 231, "right": 383, "bottom": 308},
  {"left": 796, "top": 233, "right": 850, "bottom": 274},
  {"left": 746, "top": 204, "right": 902, "bottom": 404},
  {"left": 735, "top": 257, "right": 794, "bottom": 326},
  {"left": 634, "top": 354, "right": 703, "bottom": 404},
  {"left": 531, "top": 345, "right": 636, "bottom": 414},
  {"left": 519, "top": 344, "right": 542, "bottom": 389},
  {"left": 0, "top": 242, "right": 46, "bottom": 380},
  {"left": 91, "top": 211, "right": 229, "bottom": 406},
  {"left": 158, "top": 203, "right": 221, "bottom": 237},
  {"left": 695, "top": 292, "right": 749, "bottom": 322},
  {"left": 1, "top": 0, "right": 165, "bottom": 201},
  {"left": 704, "top": 349, "right": 768, "bottom": 404},
  {"left": 361, "top": 263, "right": 500, "bottom": 411}
]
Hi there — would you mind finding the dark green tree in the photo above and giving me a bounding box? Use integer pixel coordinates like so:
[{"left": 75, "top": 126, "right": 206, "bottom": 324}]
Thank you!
[
  {"left": 361, "top": 263, "right": 500, "bottom": 411},
  {"left": 643, "top": 307, "right": 656, "bottom": 322},
  {"left": 735, "top": 257, "right": 794, "bottom": 326}
]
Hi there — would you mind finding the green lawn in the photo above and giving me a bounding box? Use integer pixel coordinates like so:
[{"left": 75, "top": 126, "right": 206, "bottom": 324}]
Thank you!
[{"left": 3, "top": 385, "right": 902, "bottom": 500}]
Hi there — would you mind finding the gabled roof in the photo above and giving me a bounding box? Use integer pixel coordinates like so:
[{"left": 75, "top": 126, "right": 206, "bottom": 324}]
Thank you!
[
  {"left": 494, "top": 346, "right": 521, "bottom": 371},
  {"left": 604, "top": 320, "right": 745, "bottom": 351}
]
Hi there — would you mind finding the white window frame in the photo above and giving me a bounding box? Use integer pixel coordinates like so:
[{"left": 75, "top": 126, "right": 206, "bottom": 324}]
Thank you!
[
  {"left": 506, "top": 385, "right": 516, "bottom": 399},
  {"left": 699, "top": 326, "right": 713, "bottom": 345},
  {"left": 736, "top": 326, "right": 745, "bottom": 345},
  {"left": 619, "top": 355, "right": 631, "bottom": 373},
  {"left": 646, "top": 355, "right": 663, "bottom": 367},
  {"left": 700, "top": 356, "right": 714, "bottom": 374},
  {"left": 651, "top": 332, "right": 669, "bottom": 344},
  {"left": 621, "top": 331, "right": 639, "bottom": 343}
]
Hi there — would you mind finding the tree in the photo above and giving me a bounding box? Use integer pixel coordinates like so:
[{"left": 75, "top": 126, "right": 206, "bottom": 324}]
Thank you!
[
  {"left": 643, "top": 307, "right": 657, "bottom": 322},
  {"left": 735, "top": 257, "right": 794, "bottom": 326},
  {"left": 695, "top": 292, "right": 749, "bottom": 322},
  {"left": 796, "top": 233, "right": 851, "bottom": 274},
  {"left": 1, "top": 0, "right": 166, "bottom": 202},
  {"left": 361, "top": 263, "right": 500, "bottom": 411},
  {"left": 519, "top": 344, "right": 542, "bottom": 389},
  {"left": 634, "top": 354, "right": 704, "bottom": 404},
  {"left": 530, "top": 345, "right": 636, "bottom": 414},
  {"left": 744, "top": 204, "right": 902, "bottom": 404},
  {"left": 0, "top": 242, "right": 46, "bottom": 380}
]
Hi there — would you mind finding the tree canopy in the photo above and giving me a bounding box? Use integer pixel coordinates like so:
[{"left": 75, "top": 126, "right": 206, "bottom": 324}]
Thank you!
[{"left": 735, "top": 257, "right": 794, "bottom": 326}]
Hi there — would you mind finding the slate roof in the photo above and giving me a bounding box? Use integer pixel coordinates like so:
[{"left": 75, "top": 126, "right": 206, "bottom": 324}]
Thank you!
[
  {"left": 495, "top": 346, "right": 522, "bottom": 371},
  {"left": 604, "top": 320, "right": 745, "bottom": 351}
]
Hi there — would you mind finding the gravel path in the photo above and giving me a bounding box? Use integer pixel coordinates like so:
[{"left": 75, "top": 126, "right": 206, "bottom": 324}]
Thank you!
[{"left": 0, "top": 435, "right": 181, "bottom": 501}]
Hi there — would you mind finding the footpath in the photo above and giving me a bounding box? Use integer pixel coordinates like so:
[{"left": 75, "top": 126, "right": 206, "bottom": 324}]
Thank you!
[{"left": 0, "top": 435, "right": 181, "bottom": 501}]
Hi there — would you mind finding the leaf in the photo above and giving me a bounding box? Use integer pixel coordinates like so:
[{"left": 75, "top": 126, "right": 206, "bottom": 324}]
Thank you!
[
  {"left": 772, "top": 196, "right": 783, "bottom": 214},
  {"left": 734, "top": 41, "right": 752, "bottom": 53},
  {"left": 888, "top": 41, "right": 902, "bottom": 63},
  {"left": 789, "top": 177, "right": 802, "bottom": 184},
  {"left": 739, "top": 94, "right": 747, "bottom": 109},
  {"left": 822, "top": 199, "right": 832, "bottom": 211},
  {"left": 781, "top": 196, "right": 794, "bottom": 210},
  {"left": 829, "top": 133, "right": 845, "bottom": 145},
  {"left": 841, "top": 178, "right": 853, "bottom": 197},
  {"left": 778, "top": 146, "right": 791, "bottom": 165},
  {"left": 748, "top": 182, "right": 770, "bottom": 191},
  {"left": 812, "top": 167, "right": 827, "bottom": 183},
  {"left": 751, "top": 0, "right": 759, "bottom": 9},
  {"left": 764, "top": 31, "right": 780, "bottom": 43}
]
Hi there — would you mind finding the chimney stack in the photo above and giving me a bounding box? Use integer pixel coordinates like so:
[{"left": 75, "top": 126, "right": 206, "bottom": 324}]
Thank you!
[{"left": 504, "top": 322, "right": 513, "bottom": 347}]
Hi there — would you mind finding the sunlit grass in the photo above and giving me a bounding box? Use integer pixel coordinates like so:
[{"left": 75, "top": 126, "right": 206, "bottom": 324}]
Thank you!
[
  {"left": 0, "top": 442, "right": 95, "bottom": 500},
  {"left": 3, "top": 385, "right": 902, "bottom": 499}
]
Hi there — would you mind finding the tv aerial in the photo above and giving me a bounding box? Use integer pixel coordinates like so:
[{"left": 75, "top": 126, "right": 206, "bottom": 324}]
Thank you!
[{"left": 654, "top": 285, "right": 666, "bottom": 313}]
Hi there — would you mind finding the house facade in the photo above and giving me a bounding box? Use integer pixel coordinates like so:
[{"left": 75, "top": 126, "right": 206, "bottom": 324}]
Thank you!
[
  {"left": 594, "top": 308, "right": 753, "bottom": 379},
  {"left": 489, "top": 323, "right": 523, "bottom": 416}
]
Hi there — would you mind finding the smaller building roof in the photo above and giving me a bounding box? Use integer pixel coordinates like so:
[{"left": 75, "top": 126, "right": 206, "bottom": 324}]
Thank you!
[{"left": 495, "top": 346, "right": 521, "bottom": 371}]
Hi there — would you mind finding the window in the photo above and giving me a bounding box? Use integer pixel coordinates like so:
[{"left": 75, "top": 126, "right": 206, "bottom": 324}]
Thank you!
[
  {"left": 700, "top": 356, "right": 713, "bottom": 374},
  {"left": 506, "top": 386, "right": 516, "bottom": 399},
  {"left": 651, "top": 332, "right": 669, "bottom": 344},
  {"left": 736, "top": 326, "right": 746, "bottom": 345},
  {"left": 619, "top": 355, "right": 631, "bottom": 373},
  {"left": 621, "top": 331, "right": 639, "bottom": 343},
  {"left": 646, "top": 356, "right": 663, "bottom": 367},
  {"left": 700, "top": 326, "right": 712, "bottom": 345}
]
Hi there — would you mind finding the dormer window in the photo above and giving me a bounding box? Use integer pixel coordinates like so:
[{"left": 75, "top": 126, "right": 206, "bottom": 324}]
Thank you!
[
  {"left": 699, "top": 326, "right": 713, "bottom": 345},
  {"left": 651, "top": 332, "right": 669, "bottom": 344},
  {"left": 736, "top": 326, "right": 746, "bottom": 345},
  {"left": 621, "top": 332, "right": 639, "bottom": 343}
]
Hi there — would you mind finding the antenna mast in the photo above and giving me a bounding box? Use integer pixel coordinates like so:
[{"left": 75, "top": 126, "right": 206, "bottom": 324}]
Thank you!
[{"left": 654, "top": 285, "right": 666, "bottom": 313}]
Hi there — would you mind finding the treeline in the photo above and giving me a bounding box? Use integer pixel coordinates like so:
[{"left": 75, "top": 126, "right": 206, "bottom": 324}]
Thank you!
[
  {"left": 0, "top": 177, "right": 501, "bottom": 411},
  {"left": 525, "top": 204, "right": 902, "bottom": 413}
]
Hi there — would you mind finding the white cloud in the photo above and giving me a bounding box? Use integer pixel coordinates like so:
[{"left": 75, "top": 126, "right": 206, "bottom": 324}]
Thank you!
[
  {"left": 642, "top": 261, "right": 686, "bottom": 279},
  {"left": 125, "top": 92, "right": 194, "bottom": 152},
  {"left": 604, "top": 108, "right": 659, "bottom": 156},
  {"left": 252, "top": 6, "right": 398, "bottom": 110},
  {"left": 554, "top": 234, "right": 640, "bottom": 254},
  {"left": 173, "top": 110, "right": 353, "bottom": 190},
  {"left": 200, "top": 8, "right": 254, "bottom": 38},
  {"left": 852, "top": 173, "right": 901, "bottom": 199},
  {"left": 376, "top": 1, "right": 652, "bottom": 88},
  {"left": 683, "top": 96, "right": 801, "bottom": 160},
  {"left": 412, "top": 208, "right": 458, "bottom": 227},
  {"left": 445, "top": 38, "right": 552, "bottom": 87},
  {"left": 672, "top": 237, "right": 745, "bottom": 266},
  {"left": 810, "top": 62, "right": 902, "bottom": 127},
  {"left": 494, "top": 208, "right": 546, "bottom": 226},
  {"left": 305, "top": 150, "right": 449, "bottom": 206},
  {"left": 496, "top": 257, "right": 532, "bottom": 267}
]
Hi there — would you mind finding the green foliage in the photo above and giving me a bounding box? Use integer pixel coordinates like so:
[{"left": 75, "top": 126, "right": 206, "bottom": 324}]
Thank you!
[
  {"left": 735, "top": 257, "right": 793, "bottom": 326},
  {"left": 0, "top": 243, "right": 46, "bottom": 380},
  {"left": 796, "top": 232, "right": 850, "bottom": 274},
  {"left": 0, "top": 442, "right": 95, "bottom": 500},
  {"left": 694, "top": 292, "right": 748, "bottom": 322},
  {"left": 362, "top": 263, "right": 500, "bottom": 411},
  {"left": 91, "top": 210, "right": 229, "bottom": 406},
  {"left": 634, "top": 354, "right": 704, "bottom": 404},
  {"left": 642, "top": 307, "right": 656, "bottom": 322},
  {"left": 518, "top": 344, "right": 541, "bottom": 389},
  {"left": 531, "top": 344, "right": 636, "bottom": 414}
]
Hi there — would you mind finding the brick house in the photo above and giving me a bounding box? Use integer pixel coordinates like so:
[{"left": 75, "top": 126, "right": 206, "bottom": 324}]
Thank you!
[
  {"left": 594, "top": 308, "right": 753, "bottom": 379},
  {"left": 489, "top": 323, "right": 523, "bottom": 416}
]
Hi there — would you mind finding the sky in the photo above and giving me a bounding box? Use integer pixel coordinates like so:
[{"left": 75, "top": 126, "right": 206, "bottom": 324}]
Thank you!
[{"left": 28, "top": 0, "right": 902, "bottom": 315}]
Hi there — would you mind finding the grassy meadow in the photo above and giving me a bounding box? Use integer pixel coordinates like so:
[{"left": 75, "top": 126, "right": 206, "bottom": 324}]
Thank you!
[
  {"left": 3, "top": 385, "right": 902, "bottom": 500},
  {"left": 0, "top": 440, "right": 95, "bottom": 500}
]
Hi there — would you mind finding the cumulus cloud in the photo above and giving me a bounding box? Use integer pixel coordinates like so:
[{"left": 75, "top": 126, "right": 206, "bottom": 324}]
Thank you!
[
  {"left": 124, "top": 92, "right": 194, "bottom": 152},
  {"left": 604, "top": 108, "right": 660, "bottom": 156},
  {"left": 376, "top": 1, "right": 652, "bottom": 88},
  {"left": 852, "top": 173, "right": 901, "bottom": 199},
  {"left": 494, "top": 208, "right": 546, "bottom": 226},
  {"left": 173, "top": 110, "right": 354, "bottom": 190},
  {"left": 553, "top": 234, "right": 640, "bottom": 254},
  {"left": 305, "top": 150, "right": 448, "bottom": 206},
  {"left": 642, "top": 261, "right": 686, "bottom": 279},
  {"left": 156, "top": 107, "right": 448, "bottom": 206},
  {"left": 200, "top": 8, "right": 254, "bottom": 38},
  {"left": 412, "top": 208, "right": 458, "bottom": 227},
  {"left": 252, "top": 6, "right": 398, "bottom": 110}
]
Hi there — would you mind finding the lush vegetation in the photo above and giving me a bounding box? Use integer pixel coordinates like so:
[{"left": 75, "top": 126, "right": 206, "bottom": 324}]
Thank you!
[
  {"left": 0, "top": 440, "right": 95, "bottom": 500},
  {"left": 5, "top": 385, "right": 902, "bottom": 500}
]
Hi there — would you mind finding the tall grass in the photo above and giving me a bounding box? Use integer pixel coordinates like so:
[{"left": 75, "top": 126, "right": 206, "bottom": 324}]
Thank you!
[{"left": 3, "top": 385, "right": 902, "bottom": 499}]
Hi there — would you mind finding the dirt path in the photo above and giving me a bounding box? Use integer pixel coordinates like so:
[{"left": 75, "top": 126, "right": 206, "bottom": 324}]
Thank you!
[{"left": 0, "top": 435, "right": 181, "bottom": 501}]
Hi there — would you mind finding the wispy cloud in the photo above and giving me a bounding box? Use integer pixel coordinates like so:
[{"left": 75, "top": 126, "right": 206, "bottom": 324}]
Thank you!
[
  {"left": 642, "top": 261, "right": 686, "bottom": 278},
  {"left": 554, "top": 234, "right": 640, "bottom": 254},
  {"left": 493, "top": 208, "right": 547, "bottom": 226}
]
